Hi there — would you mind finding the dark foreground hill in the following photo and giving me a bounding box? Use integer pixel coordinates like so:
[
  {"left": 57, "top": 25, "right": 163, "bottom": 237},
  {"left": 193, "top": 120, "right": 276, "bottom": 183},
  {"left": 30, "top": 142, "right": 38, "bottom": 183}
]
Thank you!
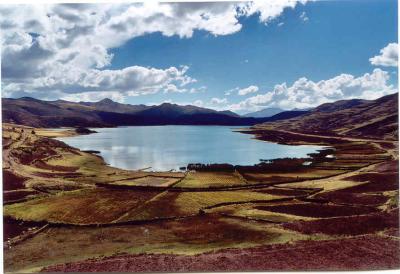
[
  {"left": 1, "top": 97, "right": 307, "bottom": 127},
  {"left": 258, "top": 93, "right": 398, "bottom": 140}
]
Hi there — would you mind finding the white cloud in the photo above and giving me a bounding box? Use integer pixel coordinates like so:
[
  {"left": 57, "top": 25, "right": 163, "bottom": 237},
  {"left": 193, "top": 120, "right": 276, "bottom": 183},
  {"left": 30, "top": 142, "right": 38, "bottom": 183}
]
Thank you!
[
  {"left": 193, "top": 100, "right": 204, "bottom": 107},
  {"left": 229, "top": 69, "right": 396, "bottom": 112},
  {"left": 238, "top": 85, "right": 259, "bottom": 96},
  {"left": 369, "top": 43, "right": 398, "bottom": 67},
  {"left": 210, "top": 97, "right": 228, "bottom": 105},
  {"left": 162, "top": 97, "right": 229, "bottom": 111},
  {"left": 201, "top": 97, "right": 231, "bottom": 111},
  {"left": 189, "top": 86, "right": 207, "bottom": 94},
  {"left": 1, "top": 1, "right": 309, "bottom": 100},
  {"left": 224, "top": 87, "right": 238, "bottom": 96},
  {"left": 163, "top": 84, "right": 206, "bottom": 94},
  {"left": 229, "top": 93, "right": 274, "bottom": 112},
  {"left": 4, "top": 65, "right": 194, "bottom": 99},
  {"left": 299, "top": 11, "right": 309, "bottom": 21},
  {"left": 163, "top": 84, "right": 185, "bottom": 93},
  {"left": 238, "top": 0, "right": 308, "bottom": 24}
]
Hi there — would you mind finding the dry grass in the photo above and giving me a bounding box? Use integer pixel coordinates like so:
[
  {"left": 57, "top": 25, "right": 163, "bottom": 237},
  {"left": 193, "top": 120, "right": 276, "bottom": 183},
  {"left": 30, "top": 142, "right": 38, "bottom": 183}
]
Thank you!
[
  {"left": 143, "top": 171, "right": 185, "bottom": 178},
  {"left": 4, "top": 188, "right": 161, "bottom": 224},
  {"left": 174, "top": 191, "right": 280, "bottom": 213},
  {"left": 174, "top": 171, "right": 246, "bottom": 188},
  {"left": 279, "top": 178, "right": 365, "bottom": 193},
  {"left": 3, "top": 189, "right": 42, "bottom": 202},
  {"left": 255, "top": 202, "right": 379, "bottom": 218},
  {"left": 119, "top": 190, "right": 283, "bottom": 222},
  {"left": 3, "top": 123, "right": 399, "bottom": 273},
  {"left": 111, "top": 176, "right": 180, "bottom": 187},
  {"left": 35, "top": 128, "right": 77, "bottom": 138},
  {"left": 283, "top": 209, "right": 399, "bottom": 236},
  {"left": 4, "top": 216, "right": 310, "bottom": 273},
  {"left": 207, "top": 202, "right": 316, "bottom": 223},
  {"left": 242, "top": 168, "right": 344, "bottom": 184}
]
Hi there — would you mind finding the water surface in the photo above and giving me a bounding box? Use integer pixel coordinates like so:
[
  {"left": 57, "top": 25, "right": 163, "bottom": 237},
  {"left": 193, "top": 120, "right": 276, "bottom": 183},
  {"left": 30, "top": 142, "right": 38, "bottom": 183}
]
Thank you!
[{"left": 57, "top": 126, "right": 323, "bottom": 171}]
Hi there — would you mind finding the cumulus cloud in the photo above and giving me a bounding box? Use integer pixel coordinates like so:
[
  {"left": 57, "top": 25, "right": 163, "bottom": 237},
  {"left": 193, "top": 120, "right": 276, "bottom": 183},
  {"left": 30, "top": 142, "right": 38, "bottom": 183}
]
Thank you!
[
  {"left": 225, "top": 85, "right": 259, "bottom": 96},
  {"left": 1, "top": 1, "right": 309, "bottom": 100},
  {"left": 238, "top": 85, "right": 259, "bottom": 96},
  {"left": 238, "top": 0, "right": 308, "bottom": 24},
  {"left": 3, "top": 65, "right": 194, "bottom": 100},
  {"left": 192, "top": 97, "right": 230, "bottom": 111},
  {"left": 369, "top": 43, "right": 398, "bottom": 67},
  {"left": 229, "top": 69, "right": 396, "bottom": 112}
]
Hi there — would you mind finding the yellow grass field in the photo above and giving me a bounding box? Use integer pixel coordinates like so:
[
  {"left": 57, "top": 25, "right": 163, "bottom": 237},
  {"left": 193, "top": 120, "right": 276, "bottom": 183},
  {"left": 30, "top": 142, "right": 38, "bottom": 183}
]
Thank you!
[
  {"left": 4, "top": 188, "right": 161, "bottom": 225},
  {"left": 110, "top": 176, "right": 181, "bottom": 187},
  {"left": 174, "top": 171, "right": 246, "bottom": 188},
  {"left": 118, "top": 190, "right": 284, "bottom": 222},
  {"left": 207, "top": 202, "right": 317, "bottom": 223}
]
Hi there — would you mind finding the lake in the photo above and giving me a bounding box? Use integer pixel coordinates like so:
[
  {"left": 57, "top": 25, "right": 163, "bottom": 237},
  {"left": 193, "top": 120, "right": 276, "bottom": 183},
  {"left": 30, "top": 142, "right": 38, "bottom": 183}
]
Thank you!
[{"left": 57, "top": 126, "right": 324, "bottom": 171}]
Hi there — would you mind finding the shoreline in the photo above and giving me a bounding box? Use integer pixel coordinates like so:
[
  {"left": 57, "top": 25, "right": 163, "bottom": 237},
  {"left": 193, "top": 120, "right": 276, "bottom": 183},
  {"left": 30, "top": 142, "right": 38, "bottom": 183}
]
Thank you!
[
  {"left": 3, "top": 122, "right": 397, "bottom": 191},
  {"left": 40, "top": 124, "right": 329, "bottom": 173},
  {"left": 3, "top": 122, "right": 397, "bottom": 182}
]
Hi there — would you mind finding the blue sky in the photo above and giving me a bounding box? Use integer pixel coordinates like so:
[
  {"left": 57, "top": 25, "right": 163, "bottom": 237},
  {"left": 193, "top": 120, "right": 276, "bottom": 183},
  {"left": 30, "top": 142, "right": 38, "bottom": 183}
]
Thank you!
[{"left": 1, "top": 1, "right": 398, "bottom": 114}]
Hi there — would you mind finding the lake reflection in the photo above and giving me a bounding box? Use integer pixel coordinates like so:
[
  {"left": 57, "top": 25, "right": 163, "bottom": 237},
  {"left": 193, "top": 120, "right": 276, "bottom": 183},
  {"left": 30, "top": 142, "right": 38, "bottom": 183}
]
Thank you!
[{"left": 57, "top": 126, "right": 324, "bottom": 171}]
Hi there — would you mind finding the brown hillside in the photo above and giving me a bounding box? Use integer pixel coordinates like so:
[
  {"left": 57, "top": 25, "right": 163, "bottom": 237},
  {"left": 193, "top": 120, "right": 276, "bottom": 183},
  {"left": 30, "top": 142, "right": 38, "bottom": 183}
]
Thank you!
[{"left": 257, "top": 93, "right": 398, "bottom": 140}]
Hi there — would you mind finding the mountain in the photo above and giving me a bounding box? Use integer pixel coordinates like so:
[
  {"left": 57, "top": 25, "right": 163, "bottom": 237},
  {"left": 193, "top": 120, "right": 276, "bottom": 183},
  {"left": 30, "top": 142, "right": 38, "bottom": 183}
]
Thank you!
[
  {"left": 78, "top": 98, "right": 151, "bottom": 114},
  {"left": 5, "top": 95, "right": 394, "bottom": 133},
  {"left": 244, "top": 107, "right": 311, "bottom": 118},
  {"left": 244, "top": 107, "right": 284, "bottom": 118},
  {"left": 219, "top": 110, "right": 241, "bottom": 117},
  {"left": 258, "top": 93, "right": 398, "bottom": 140},
  {"left": 313, "top": 99, "right": 368, "bottom": 113},
  {"left": 263, "top": 110, "right": 309, "bottom": 121},
  {"left": 2, "top": 97, "right": 108, "bottom": 128},
  {"left": 2, "top": 97, "right": 297, "bottom": 127},
  {"left": 138, "top": 103, "right": 222, "bottom": 117}
]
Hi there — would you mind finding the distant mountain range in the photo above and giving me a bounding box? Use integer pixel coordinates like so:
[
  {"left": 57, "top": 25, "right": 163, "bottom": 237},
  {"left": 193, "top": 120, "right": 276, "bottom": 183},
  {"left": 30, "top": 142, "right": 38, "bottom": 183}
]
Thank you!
[
  {"left": 259, "top": 93, "right": 398, "bottom": 140},
  {"left": 2, "top": 97, "right": 307, "bottom": 128},
  {"left": 244, "top": 107, "right": 284, "bottom": 118},
  {"left": 4, "top": 94, "right": 396, "bottom": 136},
  {"left": 244, "top": 107, "right": 312, "bottom": 118}
]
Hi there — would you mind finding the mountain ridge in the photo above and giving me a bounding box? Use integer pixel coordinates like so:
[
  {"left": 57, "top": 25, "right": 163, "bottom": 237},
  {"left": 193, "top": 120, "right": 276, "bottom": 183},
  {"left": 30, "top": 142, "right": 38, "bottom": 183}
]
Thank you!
[
  {"left": 3, "top": 94, "right": 397, "bottom": 136},
  {"left": 244, "top": 107, "right": 284, "bottom": 118},
  {"left": 258, "top": 93, "right": 398, "bottom": 140},
  {"left": 2, "top": 97, "right": 307, "bottom": 127}
]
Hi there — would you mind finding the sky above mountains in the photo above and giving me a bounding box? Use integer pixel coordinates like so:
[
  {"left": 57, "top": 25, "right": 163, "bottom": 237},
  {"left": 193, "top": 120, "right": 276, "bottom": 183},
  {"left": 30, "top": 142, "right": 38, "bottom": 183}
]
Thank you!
[{"left": 1, "top": 0, "right": 398, "bottom": 114}]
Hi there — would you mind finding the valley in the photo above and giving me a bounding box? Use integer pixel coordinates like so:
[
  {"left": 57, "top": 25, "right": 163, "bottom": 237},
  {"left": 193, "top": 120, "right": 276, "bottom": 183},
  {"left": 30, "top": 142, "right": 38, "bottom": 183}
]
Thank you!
[{"left": 2, "top": 93, "right": 399, "bottom": 272}]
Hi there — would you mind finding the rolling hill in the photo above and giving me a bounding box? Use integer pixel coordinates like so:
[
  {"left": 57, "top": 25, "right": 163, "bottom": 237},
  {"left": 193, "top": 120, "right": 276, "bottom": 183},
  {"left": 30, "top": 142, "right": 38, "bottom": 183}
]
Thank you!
[{"left": 258, "top": 93, "right": 398, "bottom": 140}]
